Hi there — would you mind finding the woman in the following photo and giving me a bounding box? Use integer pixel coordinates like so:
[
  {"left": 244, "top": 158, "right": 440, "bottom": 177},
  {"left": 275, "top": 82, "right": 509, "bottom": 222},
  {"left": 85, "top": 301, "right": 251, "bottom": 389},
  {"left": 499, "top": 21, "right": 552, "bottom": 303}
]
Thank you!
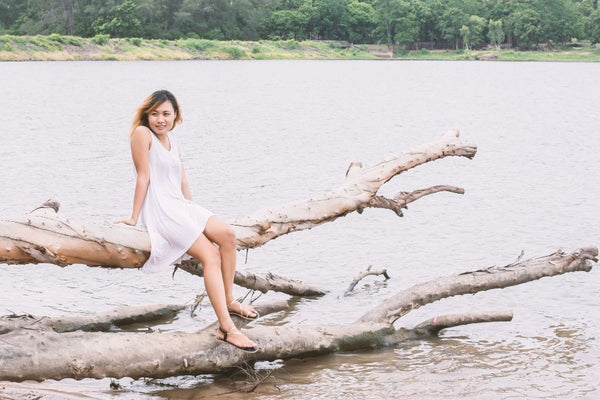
[{"left": 116, "top": 90, "right": 259, "bottom": 353}]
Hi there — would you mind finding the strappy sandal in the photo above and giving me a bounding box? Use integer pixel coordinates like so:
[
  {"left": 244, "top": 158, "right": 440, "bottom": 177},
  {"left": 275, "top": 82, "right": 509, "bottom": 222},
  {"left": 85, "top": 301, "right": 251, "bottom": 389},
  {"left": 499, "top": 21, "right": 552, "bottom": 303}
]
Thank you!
[
  {"left": 228, "top": 300, "right": 260, "bottom": 320},
  {"left": 217, "top": 326, "right": 259, "bottom": 353}
]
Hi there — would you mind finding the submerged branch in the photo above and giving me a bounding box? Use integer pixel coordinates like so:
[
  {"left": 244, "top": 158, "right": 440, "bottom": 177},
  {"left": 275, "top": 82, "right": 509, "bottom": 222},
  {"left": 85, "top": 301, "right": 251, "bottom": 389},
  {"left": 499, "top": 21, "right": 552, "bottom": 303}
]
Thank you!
[
  {"left": 412, "top": 310, "right": 514, "bottom": 336},
  {"left": 344, "top": 265, "right": 390, "bottom": 296},
  {"left": 0, "top": 304, "right": 184, "bottom": 334},
  {"left": 358, "top": 247, "right": 598, "bottom": 325}
]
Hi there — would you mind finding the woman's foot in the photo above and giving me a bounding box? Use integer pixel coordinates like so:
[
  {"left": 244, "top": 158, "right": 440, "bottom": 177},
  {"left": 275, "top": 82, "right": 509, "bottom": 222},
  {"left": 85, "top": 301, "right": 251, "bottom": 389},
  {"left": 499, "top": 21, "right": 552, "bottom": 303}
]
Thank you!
[
  {"left": 227, "top": 300, "right": 259, "bottom": 320},
  {"left": 217, "top": 326, "right": 258, "bottom": 353}
]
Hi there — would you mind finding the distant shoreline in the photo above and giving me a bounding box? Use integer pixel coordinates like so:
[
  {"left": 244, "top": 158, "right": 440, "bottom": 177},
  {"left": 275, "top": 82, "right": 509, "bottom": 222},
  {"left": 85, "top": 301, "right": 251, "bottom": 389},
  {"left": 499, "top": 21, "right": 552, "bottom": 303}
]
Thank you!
[{"left": 2, "top": 35, "right": 599, "bottom": 62}]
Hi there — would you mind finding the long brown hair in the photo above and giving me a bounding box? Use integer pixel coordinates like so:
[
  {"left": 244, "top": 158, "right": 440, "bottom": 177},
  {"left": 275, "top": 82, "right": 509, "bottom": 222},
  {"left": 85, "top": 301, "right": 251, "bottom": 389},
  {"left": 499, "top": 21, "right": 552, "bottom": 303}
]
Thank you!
[{"left": 129, "top": 90, "right": 183, "bottom": 137}]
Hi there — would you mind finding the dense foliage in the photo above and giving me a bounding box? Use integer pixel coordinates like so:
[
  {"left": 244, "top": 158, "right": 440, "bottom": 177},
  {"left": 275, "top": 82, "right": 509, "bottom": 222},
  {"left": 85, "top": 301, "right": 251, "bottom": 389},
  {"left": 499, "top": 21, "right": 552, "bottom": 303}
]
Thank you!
[{"left": 1, "top": 0, "right": 599, "bottom": 48}]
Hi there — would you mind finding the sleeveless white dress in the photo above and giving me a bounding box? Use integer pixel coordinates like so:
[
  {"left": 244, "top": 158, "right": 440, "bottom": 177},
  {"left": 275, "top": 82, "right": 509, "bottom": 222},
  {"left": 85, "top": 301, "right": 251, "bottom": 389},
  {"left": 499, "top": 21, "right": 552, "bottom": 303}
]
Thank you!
[{"left": 140, "top": 131, "right": 214, "bottom": 273}]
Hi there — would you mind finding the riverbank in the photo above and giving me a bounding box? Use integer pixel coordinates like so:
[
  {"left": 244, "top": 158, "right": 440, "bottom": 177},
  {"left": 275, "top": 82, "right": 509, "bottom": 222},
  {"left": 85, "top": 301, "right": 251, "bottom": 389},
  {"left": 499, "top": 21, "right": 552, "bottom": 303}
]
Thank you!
[{"left": 1, "top": 34, "right": 600, "bottom": 62}]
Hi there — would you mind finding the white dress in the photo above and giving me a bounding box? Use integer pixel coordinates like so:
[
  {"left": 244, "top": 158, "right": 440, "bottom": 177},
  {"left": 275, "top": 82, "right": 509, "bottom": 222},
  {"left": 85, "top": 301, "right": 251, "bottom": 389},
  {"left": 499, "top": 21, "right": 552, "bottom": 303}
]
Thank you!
[{"left": 140, "top": 131, "right": 214, "bottom": 273}]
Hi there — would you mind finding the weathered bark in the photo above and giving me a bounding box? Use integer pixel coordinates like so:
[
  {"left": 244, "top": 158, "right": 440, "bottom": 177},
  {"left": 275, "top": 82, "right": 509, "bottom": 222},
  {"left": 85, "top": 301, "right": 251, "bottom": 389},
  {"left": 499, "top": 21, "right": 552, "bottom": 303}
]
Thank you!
[
  {"left": 0, "top": 204, "right": 150, "bottom": 268},
  {"left": 177, "top": 259, "right": 326, "bottom": 297},
  {"left": 232, "top": 129, "right": 476, "bottom": 248},
  {"left": 0, "top": 247, "right": 595, "bottom": 382},
  {"left": 0, "top": 131, "right": 475, "bottom": 296},
  {"left": 0, "top": 129, "right": 476, "bottom": 265},
  {"left": 411, "top": 310, "right": 514, "bottom": 336},
  {"left": 0, "top": 205, "right": 324, "bottom": 296},
  {"left": 344, "top": 265, "right": 390, "bottom": 296},
  {"left": 0, "top": 304, "right": 185, "bottom": 334},
  {"left": 358, "top": 246, "right": 597, "bottom": 325}
]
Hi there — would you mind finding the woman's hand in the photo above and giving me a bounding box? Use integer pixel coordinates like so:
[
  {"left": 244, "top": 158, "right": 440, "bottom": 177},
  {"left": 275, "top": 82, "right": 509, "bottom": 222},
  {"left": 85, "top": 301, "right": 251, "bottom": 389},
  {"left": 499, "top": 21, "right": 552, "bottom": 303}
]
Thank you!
[{"left": 114, "top": 217, "right": 137, "bottom": 226}]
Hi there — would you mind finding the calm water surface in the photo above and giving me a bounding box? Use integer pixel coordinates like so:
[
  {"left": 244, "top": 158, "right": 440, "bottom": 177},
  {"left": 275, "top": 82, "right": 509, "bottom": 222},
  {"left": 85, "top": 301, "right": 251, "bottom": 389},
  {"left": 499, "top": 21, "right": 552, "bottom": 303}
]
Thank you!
[{"left": 0, "top": 60, "right": 599, "bottom": 399}]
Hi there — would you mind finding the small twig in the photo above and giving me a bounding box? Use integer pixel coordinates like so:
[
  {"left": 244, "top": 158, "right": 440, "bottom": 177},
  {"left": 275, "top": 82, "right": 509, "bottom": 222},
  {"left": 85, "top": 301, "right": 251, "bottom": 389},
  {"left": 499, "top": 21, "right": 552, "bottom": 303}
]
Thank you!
[
  {"left": 344, "top": 265, "right": 390, "bottom": 296},
  {"left": 5, "top": 311, "right": 34, "bottom": 319},
  {"left": 30, "top": 199, "right": 60, "bottom": 213},
  {"left": 109, "top": 379, "right": 122, "bottom": 390},
  {"left": 239, "top": 367, "right": 275, "bottom": 393},
  {"left": 511, "top": 250, "right": 525, "bottom": 265},
  {"left": 237, "top": 289, "right": 262, "bottom": 305},
  {"left": 237, "top": 362, "right": 275, "bottom": 393},
  {"left": 465, "top": 250, "right": 526, "bottom": 275},
  {"left": 190, "top": 292, "right": 207, "bottom": 317},
  {"left": 214, "top": 364, "right": 276, "bottom": 396},
  {"left": 250, "top": 291, "right": 262, "bottom": 304}
]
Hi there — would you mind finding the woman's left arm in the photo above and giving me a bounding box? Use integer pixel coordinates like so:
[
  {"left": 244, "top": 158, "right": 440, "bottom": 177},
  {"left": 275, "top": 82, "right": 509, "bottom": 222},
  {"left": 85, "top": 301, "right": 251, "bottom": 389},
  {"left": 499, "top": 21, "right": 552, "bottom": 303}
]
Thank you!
[{"left": 181, "top": 164, "right": 193, "bottom": 200}]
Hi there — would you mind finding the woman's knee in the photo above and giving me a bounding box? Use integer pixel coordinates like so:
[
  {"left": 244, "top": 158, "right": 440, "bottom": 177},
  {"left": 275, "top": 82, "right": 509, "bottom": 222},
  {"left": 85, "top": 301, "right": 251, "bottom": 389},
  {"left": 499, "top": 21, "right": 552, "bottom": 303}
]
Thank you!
[
  {"left": 219, "top": 225, "right": 237, "bottom": 249},
  {"left": 204, "top": 218, "right": 237, "bottom": 249},
  {"left": 201, "top": 246, "right": 222, "bottom": 270}
]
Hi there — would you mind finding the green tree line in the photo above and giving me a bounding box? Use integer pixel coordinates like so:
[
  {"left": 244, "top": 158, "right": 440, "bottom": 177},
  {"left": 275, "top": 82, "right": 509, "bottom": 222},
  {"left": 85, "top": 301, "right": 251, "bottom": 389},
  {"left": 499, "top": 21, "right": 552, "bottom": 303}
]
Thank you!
[{"left": 1, "top": 0, "right": 599, "bottom": 48}]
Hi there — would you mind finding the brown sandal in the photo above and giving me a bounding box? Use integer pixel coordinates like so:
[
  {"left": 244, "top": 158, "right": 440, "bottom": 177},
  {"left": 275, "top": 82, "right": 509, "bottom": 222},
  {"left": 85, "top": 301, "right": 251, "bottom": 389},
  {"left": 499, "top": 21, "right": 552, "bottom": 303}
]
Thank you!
[{"left": 217, "top": 326, "right": 259, "bottom": 353}]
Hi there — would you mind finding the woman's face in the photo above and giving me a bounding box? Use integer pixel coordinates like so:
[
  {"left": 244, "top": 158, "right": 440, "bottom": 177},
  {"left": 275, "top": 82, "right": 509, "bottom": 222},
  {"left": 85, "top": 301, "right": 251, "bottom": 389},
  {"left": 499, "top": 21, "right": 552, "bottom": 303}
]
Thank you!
[{"left": 148, "top": 101, "right": 176, "bottom": 134}]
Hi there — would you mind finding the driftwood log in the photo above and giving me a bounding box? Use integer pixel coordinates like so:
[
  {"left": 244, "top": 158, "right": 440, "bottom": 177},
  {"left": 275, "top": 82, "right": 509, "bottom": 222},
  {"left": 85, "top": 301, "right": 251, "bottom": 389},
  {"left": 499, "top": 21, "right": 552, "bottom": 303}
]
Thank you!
[
  {"left": 3, "top": 130, "right": 592, "bottom": 383},
  {"left": 0, "top": 247, "right": 596, "bottom": 381},
  {"left": 0, "top": 129, "right": 476, "bottom": 297}
]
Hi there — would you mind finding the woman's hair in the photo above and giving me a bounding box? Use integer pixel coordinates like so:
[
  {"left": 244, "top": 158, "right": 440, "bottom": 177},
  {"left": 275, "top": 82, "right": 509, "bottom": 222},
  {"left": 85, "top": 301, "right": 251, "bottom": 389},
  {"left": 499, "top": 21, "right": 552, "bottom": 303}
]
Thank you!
[{"left": 129, "top": 90, "right": 183, "bottom": 137}]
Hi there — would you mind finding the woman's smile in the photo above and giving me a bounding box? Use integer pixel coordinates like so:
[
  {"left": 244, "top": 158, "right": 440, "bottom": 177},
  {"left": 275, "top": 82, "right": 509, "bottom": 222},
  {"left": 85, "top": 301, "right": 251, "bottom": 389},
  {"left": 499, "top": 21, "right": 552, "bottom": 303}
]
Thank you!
[{"left": 148, "top": 101, "right": 176, "bottom": 134}]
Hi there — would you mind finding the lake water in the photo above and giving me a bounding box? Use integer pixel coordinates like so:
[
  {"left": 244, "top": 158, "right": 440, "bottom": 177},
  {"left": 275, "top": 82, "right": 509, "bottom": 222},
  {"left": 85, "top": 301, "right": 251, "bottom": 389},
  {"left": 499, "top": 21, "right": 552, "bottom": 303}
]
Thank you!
[{"left": 0, "top": 60, "right": 599, "bottom": 399}]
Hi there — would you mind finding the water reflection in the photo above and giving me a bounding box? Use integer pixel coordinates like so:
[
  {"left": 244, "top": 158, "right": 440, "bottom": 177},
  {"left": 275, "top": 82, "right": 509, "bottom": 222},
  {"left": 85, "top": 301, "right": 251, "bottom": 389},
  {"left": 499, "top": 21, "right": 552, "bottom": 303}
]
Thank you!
[{"left": 120, "top": 321, "right": 595, "bottom": 400}]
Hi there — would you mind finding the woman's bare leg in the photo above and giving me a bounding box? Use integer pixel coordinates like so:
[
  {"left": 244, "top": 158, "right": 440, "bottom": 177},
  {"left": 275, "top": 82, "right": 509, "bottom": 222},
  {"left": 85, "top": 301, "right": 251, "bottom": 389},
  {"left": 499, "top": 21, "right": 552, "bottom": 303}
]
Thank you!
[
  {"left": 204, "top": 216, "right": 257, "bottom": 318},
  {"left": 187, "top": 233, "right": 256, "bottom": 349}
]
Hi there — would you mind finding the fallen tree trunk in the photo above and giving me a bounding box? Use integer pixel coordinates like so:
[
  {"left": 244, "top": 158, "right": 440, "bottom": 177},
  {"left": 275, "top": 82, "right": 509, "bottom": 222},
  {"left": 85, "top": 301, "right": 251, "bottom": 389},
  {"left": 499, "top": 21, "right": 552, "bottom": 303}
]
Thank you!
[
  {"left": 0, "top": 130, "right": 475, "bottom": 296},
  {"left": 0, "top": 247, "right": 595, "bottom": 381},
  {"left": 0, "top": 130, "right": 475, "bottom": 264}
]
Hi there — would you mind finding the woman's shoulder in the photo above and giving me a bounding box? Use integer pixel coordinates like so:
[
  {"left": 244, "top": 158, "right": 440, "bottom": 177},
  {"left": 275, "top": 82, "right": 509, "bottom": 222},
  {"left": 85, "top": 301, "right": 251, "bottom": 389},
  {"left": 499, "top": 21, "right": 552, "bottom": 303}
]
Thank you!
[
  {"left": 130, "top": 126, "right": 153, "bottom": 150},
  {"left": 131, "top": 126, "right": 153, "bottom": 142}
]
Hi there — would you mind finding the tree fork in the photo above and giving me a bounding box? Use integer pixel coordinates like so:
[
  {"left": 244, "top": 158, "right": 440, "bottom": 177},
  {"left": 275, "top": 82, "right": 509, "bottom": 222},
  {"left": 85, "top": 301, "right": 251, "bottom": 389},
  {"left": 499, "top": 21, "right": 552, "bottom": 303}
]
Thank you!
[{"left": 0, "top": 130, "right": 476, "bottom": 297}]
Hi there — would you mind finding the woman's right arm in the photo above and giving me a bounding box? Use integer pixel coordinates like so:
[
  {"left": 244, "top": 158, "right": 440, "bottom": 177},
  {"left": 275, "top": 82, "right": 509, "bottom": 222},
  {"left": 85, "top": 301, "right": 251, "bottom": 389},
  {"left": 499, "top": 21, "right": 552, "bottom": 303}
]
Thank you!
[{"left": 115, "top": 127, "right": 152, "bottom": 226}]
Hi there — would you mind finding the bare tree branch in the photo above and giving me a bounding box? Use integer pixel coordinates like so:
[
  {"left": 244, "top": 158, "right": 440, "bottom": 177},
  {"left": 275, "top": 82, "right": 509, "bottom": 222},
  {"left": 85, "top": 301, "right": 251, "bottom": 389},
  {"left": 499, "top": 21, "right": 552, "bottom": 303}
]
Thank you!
[
  {"left": 367, "top": 185, "right": 465, "bottom": 216},
  {"left": 412, "top": 310, "right": 514, "bottom": 335},
  {"left": 233, "top": 129, "right": 476, "bottom": 248},
  {"left": 358, "top": 247, "right": 598, "bottom": 325},
  {"left": 0, "top": 247, "right": 594, "bottom": 382},
  {"left": 344, "top": 265, "right": 390, "bottom": 296},
  {"left": 177, "top": 260, "right": 326, "bottom": 297},
  {"left": 0, "top": 304, "right": 185, "bottom": 334}
]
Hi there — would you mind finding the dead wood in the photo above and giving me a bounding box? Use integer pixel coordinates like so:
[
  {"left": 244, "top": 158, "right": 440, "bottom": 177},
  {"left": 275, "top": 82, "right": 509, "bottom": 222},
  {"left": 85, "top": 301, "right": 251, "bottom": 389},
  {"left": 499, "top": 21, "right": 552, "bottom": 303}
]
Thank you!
[
  {"left": 0, "top": 130, "right": 475, "bottom": 297},
  {"left": 0, "top": 304, "right": 184, "bottom": 334},
  {"left": 0, "top": 206, "right": 324, "bottom": 296},
  {"left": 412, "top": 310, "right": 514, "bottom": 336},
  {"left": 0, "top": 247, "right": 594, "bottom": 382},
  {"left": 344, "top": 265, "right": 390, "bottom": 296},
  {"left": 358, "top": 247, "right": 597, "bottom": 325},
  {"left": 0, "top": 129, "right": 475, "bottom": 265},
  {"left": 177, "top": 260, "right": 326, "bottom": 297},
  {"left": 232, "top": 129, "right": 476, "bottom": 247}
]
